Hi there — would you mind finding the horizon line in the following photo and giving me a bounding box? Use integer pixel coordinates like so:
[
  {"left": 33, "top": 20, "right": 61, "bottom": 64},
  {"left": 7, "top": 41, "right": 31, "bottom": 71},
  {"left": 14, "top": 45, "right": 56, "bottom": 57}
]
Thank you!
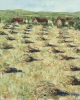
[{"left": 0, "top": 9, "right": 80, "bottom": 13}]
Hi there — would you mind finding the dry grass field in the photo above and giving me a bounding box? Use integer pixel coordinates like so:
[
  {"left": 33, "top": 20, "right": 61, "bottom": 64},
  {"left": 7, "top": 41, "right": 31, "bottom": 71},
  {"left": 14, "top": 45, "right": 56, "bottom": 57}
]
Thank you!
[{"left": 0, "top": 23, "right": 80, "bottom": 100}]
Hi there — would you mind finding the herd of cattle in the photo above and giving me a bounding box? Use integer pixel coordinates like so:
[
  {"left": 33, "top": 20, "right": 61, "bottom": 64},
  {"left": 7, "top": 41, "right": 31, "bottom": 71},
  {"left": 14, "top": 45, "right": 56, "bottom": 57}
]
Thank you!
[{"left": 11, "top": 17, "right": 75, "bottom": 27}]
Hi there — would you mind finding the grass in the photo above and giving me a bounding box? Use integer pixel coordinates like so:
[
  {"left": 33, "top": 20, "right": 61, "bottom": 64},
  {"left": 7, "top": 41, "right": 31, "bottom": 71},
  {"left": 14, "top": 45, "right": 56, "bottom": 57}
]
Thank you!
[
  {"left": 0, "top": 22, "right": 80, "bottom": 100},
  {"left": 1, "top": 9, "right": 79, "bottom": 23}
]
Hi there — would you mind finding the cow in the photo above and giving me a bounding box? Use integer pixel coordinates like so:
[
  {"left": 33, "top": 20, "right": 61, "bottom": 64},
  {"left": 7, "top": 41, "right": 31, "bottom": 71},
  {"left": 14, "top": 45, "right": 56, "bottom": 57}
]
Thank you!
[
  {"left": 55, "top": 17, "right": 66, "bottom": 27},
  {"left": 60, "top": 18, "right": 66, "bottom": 26},
  {"left": 68, "top": 21, "right": 74, "bottom": 26},
  {"left": 12, "top": 18, "right": 24, "bottom": 23},
  {"left": 66, "top": 17, "right": 72, "bottom": 21},
  {"left": 55, "top": 17, "right": 74, "bottom": 28},
  {"left": 55, "top": 18, "right": 62, "bottom": 28},
  {"left": 32, "top": 17, "right": 48, "bottom": 24}
]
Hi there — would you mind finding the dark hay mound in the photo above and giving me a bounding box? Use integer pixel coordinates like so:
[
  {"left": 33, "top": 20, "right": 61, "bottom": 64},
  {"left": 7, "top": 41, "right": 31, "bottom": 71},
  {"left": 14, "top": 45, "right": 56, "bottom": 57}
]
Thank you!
[
  {"left": 0, "top": 31, "right": 8, "bottom": 35},
  {"left": 28, "top": 48, "right": 41, "bottom": 53},
  {"left": 23, "top": 40, "right": 34, "bottom": 44},
  {"left": 3, "top": 67, "right": 23, "bottom": 73},
  {"left": 1, "top": 44, "right": 14, "bottom": 49},
  {"left": 31, "top": 81, "right": 70, "bottom": 100},
  {"left": 6, "top": 37, "right": 16, "bottom": 41},
  {"left": 66, "top": 76, "right": 80, "bottom": 85}
]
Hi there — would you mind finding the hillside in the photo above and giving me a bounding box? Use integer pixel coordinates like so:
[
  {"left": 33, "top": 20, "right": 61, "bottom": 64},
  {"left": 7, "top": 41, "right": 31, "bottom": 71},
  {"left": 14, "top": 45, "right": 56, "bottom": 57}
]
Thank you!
[{"left": 0, "top": 9, "right": 80, "bottom": 19}]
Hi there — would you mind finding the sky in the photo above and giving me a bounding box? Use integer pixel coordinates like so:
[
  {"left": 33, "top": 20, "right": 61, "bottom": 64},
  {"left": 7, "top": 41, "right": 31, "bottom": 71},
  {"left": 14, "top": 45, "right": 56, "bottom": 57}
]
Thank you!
[{"left": 0, "top": 0, "right": 80, "bottom": 12}]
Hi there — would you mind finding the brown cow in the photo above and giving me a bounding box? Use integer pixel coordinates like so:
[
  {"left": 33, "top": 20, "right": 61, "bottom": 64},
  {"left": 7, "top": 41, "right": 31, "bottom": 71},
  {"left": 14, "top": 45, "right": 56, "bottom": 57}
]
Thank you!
[
  {"left": 12, "top": 18, "right": 24, "bottom": 23},
  {"left": 32, "top": 17, "right": 48, "bottom": 24},
  {"left": 68, "top": 21, "right": 74, "bottom": 26},
  {"left": 55, "top": 17, "right": 74, "bottom": 27},
  {"left": 66, "top": 17, "right": 72, "bottom": 20},
  {"left": 55, "top": 17, "right": 66, "bottom": 27}
]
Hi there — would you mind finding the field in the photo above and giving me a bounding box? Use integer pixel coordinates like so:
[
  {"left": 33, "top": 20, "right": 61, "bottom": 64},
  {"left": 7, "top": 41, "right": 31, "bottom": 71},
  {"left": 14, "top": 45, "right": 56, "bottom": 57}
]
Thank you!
[
  {"left": 0, "top": 22, "right": 80, "bottom": 100},
  {"left": 0, "top": 9, "right": 80, "bottom": 22}
]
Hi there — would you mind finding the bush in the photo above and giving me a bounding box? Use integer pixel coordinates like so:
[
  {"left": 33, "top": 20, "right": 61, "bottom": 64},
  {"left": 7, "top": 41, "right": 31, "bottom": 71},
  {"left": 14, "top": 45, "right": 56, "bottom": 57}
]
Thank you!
[{"left": 74, "top": 18, "right": 80, "bottom": 30}]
